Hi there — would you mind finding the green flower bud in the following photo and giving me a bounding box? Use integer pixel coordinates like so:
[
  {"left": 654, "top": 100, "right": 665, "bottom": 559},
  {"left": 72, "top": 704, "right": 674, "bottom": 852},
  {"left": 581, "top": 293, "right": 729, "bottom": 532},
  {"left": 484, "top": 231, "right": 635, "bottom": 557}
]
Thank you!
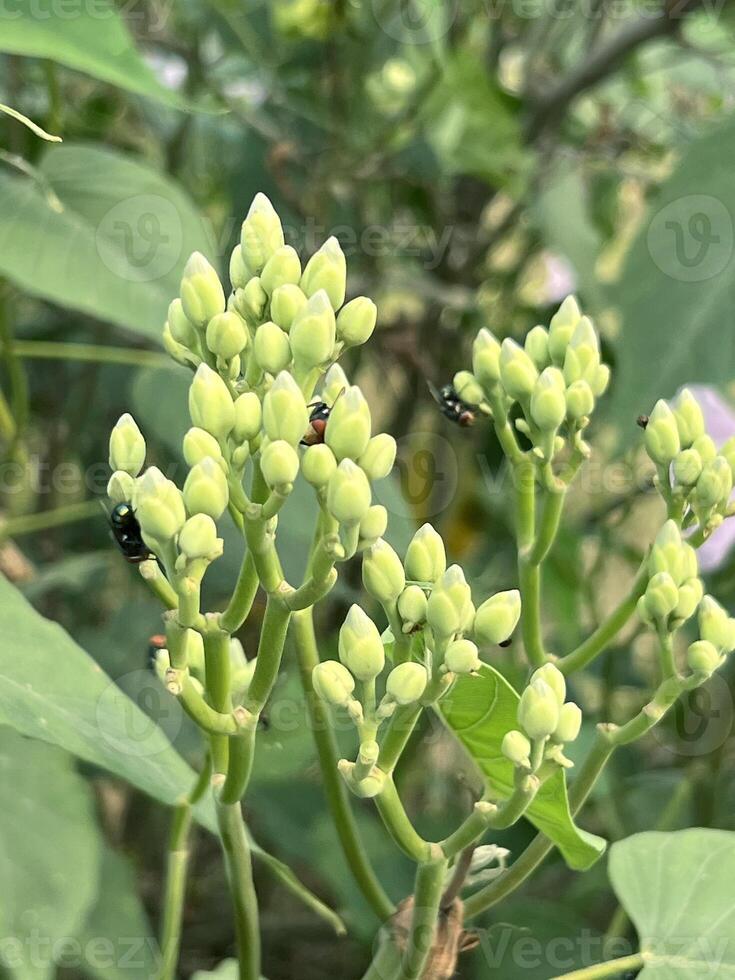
[
  {"left": 261, "top": 245, "right": 302, "bottom": 295},
  {"left": 178, "top": 513, "right": 222, "bottom": 561},
  {"left": 693, "top": 434, "right": 718, "bottom": 464},
  {"left": 554, "top": 702, "right": 582, "bottom": 743},
  {"left": 183, "top": 428, "right": 225, "bottom": 469},
  {"left": 699, "top": 596, "right": 735, "bottom": 652},
  {"left": 189, "top": 364, "right": 236, "bottom": 440},
  {"left": 397, "top": 585, "right": 427, "bottom": 629},
  {"left": 386, "top": 662, "right": 428, "bottom": 705},
  {"left": 326, "top": 459, "right": 372, "bottom": 526},
  {"left": 548, "top": 295, "right": 581, "bottom": 366},
  {"left": 359, "top": 505, "right": 388, "bottom": 543},
  {"left": 107, "top": 470, "right": 135, "bottom": 505},
  {"left": 531, "top": 663, "right": 566, "bottom": 707},
  {"left": 180, "top": 252, "right": 225, "bottom": 328},
  {"left": 426, "top": 565, "right": 472, "bottom": 639},
  {"left": 499, "top": 338, "right": 538, "bottom": 401},
  {"left": 518, "top": 679, "right": 560, "bottom": 740},
  {"left": 229, "top": 243, "right": 250, "bottom": 290},
  {"left": 206, "top": 311, "right": 248, "bottom": 360},
  {"left": 109, "top": 413, "right": 146, "bottom": 476},
  {"left": 444, "top": 638, "right": 481, "bottom": 674},
  {"left": 452, "top": 371, "right": 485, "bottom": 407},
  {"left": 233, "top": 393, "right": 263, "bottom": 443},
  {"left": 525, "top": 325, "right": 550, "bottom": 370},
  {"left": 565, "top": 380, "right": 595, "bottom": 421},
  {"left": 253, "top": 320, "right": 292, "bottom": 375},
  {"left": 162, "top": 323, "right": 192, "bottom": 367},
  {"left": 695, "top": 457, "right": 732, "bottom": 511},
  {"left": 312, "top": 660, "right": 356, "bottom": 707},
  {"left": 338, "top": 605, "right": 385, "bottom": 681},
  {"left": 167, "top": 298, "right": 197, "bottom": 348},
  {"left": 674, "top": 577, "right": 704, "bottom": 622},
  {"left": 234, "top": 277, "right": 268, "bottom": 323},
  {"left": 687, "top": 640, "right": 722, "bottom": 676},
  {"left": 302, "top": 443, "right": 338, "bottom": 488},
  {"left": 337, "top": 296, "right": 377, "bottom": 347},
  {"left": 591, "top": 363, "right": 610, "bottom": 398},
  {"left": 363, "top": 539, "right": 405, "bottom": 604},
  {"left": 262, "top": 372, "right": 309, "bottom": 446},
  {"left": 501, "top": 730, "right": 531, "bottom": 768},
  {"left": 183, "top": 457, "right": 229, "bottom": 520},
  {"left": 325, "top": 385, "right": 372, "bottom": 462},
  {"left": 673, "top": 388, "right": 705, "bottom": 448},
  {"left": 135, "top": 467, "right": 186, "bottom": 543},
  {"left": 270, "top": 284, "right": 308, "bottom": 332},
  {"left": 240, "top": 193, "right": 284, "bottom": 274},
  {"left": 404, "top": 523, "right": 446, "bottom": 584},
  {"left": 322, "top": 363, "right": 350, "bottom": 404},
  {"left": 289, "top": 290, "right": 337, "bottom": 369},
  {"left": 472, "top": 328, "right": 502, "bottom": 388},
  {"left": 645, "top": 400, "right": 681, "bottom": 465},
  {"left": 474, "top": 590, "right": 521, "bottom": 645},
  {"left": 261, "top": 439, "right": 299, "bottom": 491},
  {"left": 530, "top": 367, "right": 566, "bottom": 431},
  {"left": 564, "top": 317, "right": 600, "bottom": 386},
  {"left": 680, "top": 542, "right": 699, "bottom": 581},
  {"left": 359, "top": 434, "right": 397, "bottom": 481},
  {"left": 720, "top": 436, "right": 735, "bottom": 481},
  {"left": 643, "top": 571, "right": 679, "bottom": 621},
  {"left": 673, "top": 448, "right": 703, "bottom": 487},
  {"left": 301, "top": 237, "right": 347, "bottom": 310},
  {"left": 649, "top": 520, "right": 685, "bottom": 583}
]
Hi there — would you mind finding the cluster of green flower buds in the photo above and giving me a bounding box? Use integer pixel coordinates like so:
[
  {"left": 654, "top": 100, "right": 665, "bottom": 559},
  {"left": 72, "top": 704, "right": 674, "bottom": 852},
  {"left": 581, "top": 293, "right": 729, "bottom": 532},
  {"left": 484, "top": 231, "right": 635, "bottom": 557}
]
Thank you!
[
  {"left": 644, "top": 389, "right": 735, "bottom": 536},
  {"left": 466, "top": 296, "right": 609, "bottom": 463},
  {"left": 687, "top": 597, "right": 735, "bottom": 677},
  {"left": 503, "top": 663, "right": 582, "bottom": 772},
  {"left": 637, "top": 521, "right": 703, "bottom": 632}
]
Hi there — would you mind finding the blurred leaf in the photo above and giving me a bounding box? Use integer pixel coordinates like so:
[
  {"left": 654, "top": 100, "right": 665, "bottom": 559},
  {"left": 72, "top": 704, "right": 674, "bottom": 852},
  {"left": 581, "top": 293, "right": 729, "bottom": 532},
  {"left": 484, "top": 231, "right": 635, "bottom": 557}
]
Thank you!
[
  {"left": 0, "top": 728, "right": 101, "bottom": 980},
  {"left": 76, "top": 847, "right": 156, "bottom": 980},
  {"left": 0, "top": 0, "right": 197, "bottom": 110},
  {"left": 0, "top": 144, "right": 216, "bottom": 340},
  {"left": 610, "top": 114, "right": 735, "bottom": 432},
  {"left": 0, "top": 573, "right": 215, "bottom": 828},
  {"left": 609, "top": 828, "right": 735, "bottom": 977},
  {"left": 439, "top": 665, "right": 606, "bottom": 870}
]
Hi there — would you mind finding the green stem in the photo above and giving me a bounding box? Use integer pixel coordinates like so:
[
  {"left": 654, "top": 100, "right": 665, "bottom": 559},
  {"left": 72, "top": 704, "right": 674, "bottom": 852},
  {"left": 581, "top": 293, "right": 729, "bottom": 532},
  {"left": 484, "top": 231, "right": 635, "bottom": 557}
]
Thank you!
[
  {"left": 216, "top": 802, "right": 260, "bottom": 980},
  {"left": 518, "top": 555, "right": 545, "bottom": 667},
  {"left": 551, "top": 953, "right": 645, "bottom": 979},
  {"left": 221, "top": 552, "right": 259, "bottom": 633},
  {"left": 204, "top": 629, "right": 232, "bottom": 775},
  {"left": 0, "top": 281, "right": 29, "bottom": 461},
  {"left": 397, "top": 854, "right": 448, "bottom": 980},
  {"left": 374, "top": 779, "right": 431, "bottom": 863},
  {"left": 293, "top": 609, "right": 394, "bottom": 922},
  {"left": 220, "top": 727, "right": 257, "bottom": 805},
  {"left": 378, "top": 703, "right": 423, "bottom": 775},
  {"left": 360, "top": 933, "right": 401, "bottom": 980},
  {"left": 139, "top": 560, "right": 178, "bottom": 610},
  {"left": 8, "top": 339, "right": 174, "bottom": 370},
  {"left": 530, "top": 486, "right": 565, "bottom": 565},
  {"left": 557, "top": 559, "right": 649, "bottom": 675},
  {"left": 244, "top": 595, "right": 291, "bottom": 715},
  {"left": 0, "top": 499, "right": 99, "bottom": 539}
]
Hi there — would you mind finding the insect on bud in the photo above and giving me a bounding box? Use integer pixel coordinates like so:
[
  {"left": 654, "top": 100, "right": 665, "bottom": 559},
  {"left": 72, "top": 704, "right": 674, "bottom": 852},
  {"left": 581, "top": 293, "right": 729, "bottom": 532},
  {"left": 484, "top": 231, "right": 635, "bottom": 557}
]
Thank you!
[
  {"left": 325, "top": 385, "right": 372, "bottom": 462},
  {"left": 312, "top": 660, "right": 356, "bottom": 707},
  {"left": 404, "top": 523, "right": 446, "bottom": 584},
  {"left": 253, "top": 321, "right": 292, "bottom": 375},
  {"left": 178, "top": 513, "right": 222, "bottom": 561},
  {"left": 338, "top": 605, "right": 385, "bottom": 681},
  {"left": 518, "top": 679, "right": 560, "bottom": 740},
  {"left": 501, "top": 730, "right": 531, "bottom": 768},
  {"left": 300, "top": 236, "right": 347, "bottom": 311},
  {"left": 109, "top": 413, "right": 146, "bottom": 477},
  {"left": 107, "top": 470, "right": 135, "bottom": 505},
  {"left": 326, "top": 459, "right": 372, "bottom": 526},
  {"left": 452, "top": 371, "right": 485, "bottom": 408},
  {"left": 397, "top": 585, "right": 427, "bottom": 630},
  {"left": 180, "top": 252, "right": 225, "bottom": 328},
  {"left": 183, "top": 457, "right": 229, "bottom": 520},
  {"left": 444, "top": 638, "right": 482, "bottom": 675},
  {"left": 337, "top": 296, "right": 377, "bottom": 348},
  {"left": 233, "top": 392, "right": 263, "bottom": 444},
  {"left": 270, "top": 284, "right": 308, "bottom": 333},
  {"left": 289, "top": 290, "right": 337, "bottom": 370},
  {"left": 189, "top": 364, "right": 236, "bottom": 440},
  {"left": 240, "top": 193, "right": 285, "bottom": 274},
  {"left": 499, "top": 338, "right": 538, "bottom": 401},
  {"left": 260, "top": 440, "right": 299, "bottom": 492},
  {"left": 206, "top": 311, "right": 248, "bottom": 361},
  {"left": 263, "top": 372, "right": 309, "bottom": 446},
  {"left": 673, "top": 388, "right": 705, "bottom": 449},
  {"left": 362, "top": 539, "right": 406, "bottom": 605},
  {"left": 473, "top": 590, "right": 521, "bottom": 646},
  {"left": 644, "top": 400, "right": 681, "bottom": 466},
  {"left": 359, "top": 434, "right": 396, "bottom": 481},
  {"left": 386, "top": 662, "right": 428, "bottom": 705},
  {"left": 135, "top": 467, "right": 186, "bottom": 544},
  {"left": 426, "top": 565, "right": 472, "bottom": 639},
  {"left": 301, "top": 443, "right": 337, "bottom": 488},
  {"left": 548, "top": 295, "right": 581, "bottom": 366},
  {"left": 260, "top": 245, "right": 302, "bottom": 295},
  {"left": 530, "top": 367, "right": 567, "bottom": 431}
]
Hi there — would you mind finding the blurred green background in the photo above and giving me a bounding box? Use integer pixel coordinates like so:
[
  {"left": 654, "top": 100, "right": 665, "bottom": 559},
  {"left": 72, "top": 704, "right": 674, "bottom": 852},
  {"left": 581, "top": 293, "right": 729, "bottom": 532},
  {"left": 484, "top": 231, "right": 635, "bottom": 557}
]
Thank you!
[{"left": 3, "top": 1, "right": 735, "bottom": 977}]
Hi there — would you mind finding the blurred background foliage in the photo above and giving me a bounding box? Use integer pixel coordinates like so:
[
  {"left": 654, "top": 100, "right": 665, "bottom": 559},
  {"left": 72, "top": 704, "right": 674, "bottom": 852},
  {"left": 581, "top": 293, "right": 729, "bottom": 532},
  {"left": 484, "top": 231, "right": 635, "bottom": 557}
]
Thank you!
[{"left": 2, "top": 0, "right": 735, "bottom": 977}]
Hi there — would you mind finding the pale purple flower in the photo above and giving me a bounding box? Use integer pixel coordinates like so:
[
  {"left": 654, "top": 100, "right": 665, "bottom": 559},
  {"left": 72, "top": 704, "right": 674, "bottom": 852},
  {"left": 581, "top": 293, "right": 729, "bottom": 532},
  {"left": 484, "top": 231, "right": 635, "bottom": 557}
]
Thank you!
[{"left": 541, "top": 252, "right": 576, "bottom": 304}]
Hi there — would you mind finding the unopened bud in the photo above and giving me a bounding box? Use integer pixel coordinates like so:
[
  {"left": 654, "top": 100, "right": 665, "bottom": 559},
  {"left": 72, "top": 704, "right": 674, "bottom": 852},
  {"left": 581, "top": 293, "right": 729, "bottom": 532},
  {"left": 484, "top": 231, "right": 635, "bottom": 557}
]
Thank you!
[
  {"left": 699, "top": 595, "right": 735, "bottom": 652},
  {"left": 359, "top": 505, "right": 388, "bottom": 543},
  {"left": 189, "top": 365, "right": 235, "bottom": 439},
  {"left": 530, "top": 367, "right": 566, "bottom": 431},
  {"left": 321, "top": 363, "right": 350, "bottom": 404},
  {"left": 312, "top": 660, "right": 356, "bottom": 706},
  {"left": 645, "top": 400, "right": 681, "bottom": 466},
  {"left": 720, "top": 436, "right": 735, "bottom": 481},
  {"left": 649, "top": 520, "right": 684, "bottom": 583},
  {"left": 167, "top": 298, "right": 197, "bottom": 347},
  {"left": 474, "top": 590, "right": 521, "bottom": 645},
  {"left": 337, "top": 296, "right": 377, "bottom": 347},
  {"left": 261, "top": 439, "right": 299, "bottom": 491},
  {"left": 687, "top": 640, "right": 721, "bottom": 676},
  {"left": 109, "top": 413, "right": 146, "bottom": 476},
  {"left": 178, "top": 513, "right": 222, "bottom": 561},
  {"left": 135, "top": 467, "right": 186, "bottom": 543},
  {"left": 180, "top": 252, "right": 225, "bottom": 327},
  {"left": 261, "top": 245, "right": 301, "bottom": 295},
  {"left": 183, "top": 428, "right": 225, "bottom": 469},
  {"left": 253, "top": 320, "right": 292, "bottom": 374},
  {"left": 501, "top": 730, "right": 531, "bottom": 768},
  {"left": 591, "top": 364, "right": 610, "bottom": 397},
  {"left": 326, "top": 459, "right": 371, "bottom": 526},
  {"left": 472, "top": 329, "right": 501, "bottom": 387},
  {"left": 524, "top": 325, "right": 550, "bottom": 370},
  {"left": 518, "top": 679, "right": 560, "bottom": 740},
  {"left": 263, "top": 372, "right": 309, "bottom": 446},
  {"left": 363, "top": 539, "right": 405, "bottom": 604},
  {"left": 107, "top": 470, "right": 135, "bottom": 504},
  {"left": 674, "top": 388, "right": 705, "bottom": 448},
  {"left": 500, "top": 338, "right": 538, "bottom": 401},
  {"left": 445, "top": 638, "right": 481, "bottom": 674},
  {"left": 405, "top": 523, "right": 446, "bottom": 584},
  {"left": 290, "top": 290, "right": 337, "bottom": 369},
  {"left": 301, "top": 237, "right": 346, "bottom": 310},
  {"left": 531, "top": 663, "right": 566, "bottom": 706},
  {"left": 338, "top": 605, "right": 385, "bottom": 681},
  {"left": 453, "top": 371, "right": 485, "bottom": 407},
  {"left": 548, "top": 295, "right": 581, "bottom": 366},
  {"left": 397, "top": 585, "right": 427, "bottom": 629},
  {"left": 565, "top": 380, "right": 594, "bottom": 421},
  {"left": 674, "top": 578, "right": 703, "bottom": 622},
  {"left": 270, "top": 284, "right": 308, "bottom": 332},
  {"left": 695, "top": 457, "right": 732, "bottom": 511},
  {"left": 386, "top": 662, "right": 427, "bottom": 705},
  {"left": 206, "top": 311, "right": 248, "bottom": 361},
  {"left": 642, "top": 571, "right": 679, "bottom": 622},
  {"left": 234, "top": 277, "right": 267, "bottom": 323},
  {"left": 426, "top": 565, "right": 472, "bottom": 639},
  {"left": 563, "top": 317, "right": 600, "bottom": 386},
  {"left": 553, "top": 702, "right": 582, "bottom": 743},
  {"left": 183, "top": 457, "right": 229, "bottom": 520},
  {"left": 229, "top": 243, "right": 250, "bottom": 290},
  {"left": 302, "top": 443, "right": 337, "bottom": 488},
  {"left": 233, "top": 392, "right": 263, "bottom": 443},
  {"left": 673, "top": 448, "right": 703, "bottom": 487},
  {"left": 325, "top": 385, "right": 372, "bottom": 462},
  {"left": 359, "top": 434, "right": 396, "bottom": 481},
  {"left": 240, "top": 193, "right": 284, "bottom": 274}
]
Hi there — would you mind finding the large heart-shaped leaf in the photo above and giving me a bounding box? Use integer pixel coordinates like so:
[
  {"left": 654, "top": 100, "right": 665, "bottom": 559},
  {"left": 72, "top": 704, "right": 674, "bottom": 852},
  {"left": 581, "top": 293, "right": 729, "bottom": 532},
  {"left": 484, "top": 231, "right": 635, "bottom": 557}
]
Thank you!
[
  {"left": 0, "top": 0, "right": 194, "bottom": 110},
  {"left": 609, "top": 113, "right": 735, "bottom": 434},
  {"left": 439, "top": 665, "right": 606, "bottom": 870},
  {"left": 0, "top": 144, "right": 216, "bottom": 340},
  {"left": 609, "top": 828, "right": 735, "bottom": 978},
  {"left": 0, "top": 727, "right": 102, "bottom": 980}
]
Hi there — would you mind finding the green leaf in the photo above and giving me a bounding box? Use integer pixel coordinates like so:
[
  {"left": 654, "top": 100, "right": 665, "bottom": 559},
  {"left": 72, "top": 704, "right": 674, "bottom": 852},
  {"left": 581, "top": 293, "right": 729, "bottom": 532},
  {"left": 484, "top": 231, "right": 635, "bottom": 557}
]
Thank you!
[
  {"left": 0, "top": 0, "right": 195, "bottom": 110},
  {"left": 609, "top": 828, "right": 735, "bottom": 977},
  {"left": 0, "top": 727, "right": 102, "bottom": 980},
  {"left": 439, "top": 665, "right": 606, "bottom": 870},
  {"left": 610, "top": 114, "right": 735, "bottom": 433},
  {"left": 0, "top": 102, "right": 61, "bottom": 142},
  {"left": 0, "top": 144, "right": 216, "bottom": 340},
  {"left": 0, "top": 572, "right": 215, "bottom": 828}
]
